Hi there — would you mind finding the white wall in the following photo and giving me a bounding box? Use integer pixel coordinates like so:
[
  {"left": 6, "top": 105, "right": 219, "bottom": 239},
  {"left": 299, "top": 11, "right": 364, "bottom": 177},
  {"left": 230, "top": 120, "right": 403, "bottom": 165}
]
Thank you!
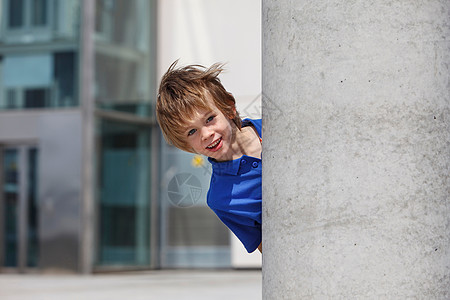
[
  {"left": 157, "top": 0, "right": 261, "bottom": 118},
  {"left": 157, "top": 0, "right": 262, "bottom": 268}
]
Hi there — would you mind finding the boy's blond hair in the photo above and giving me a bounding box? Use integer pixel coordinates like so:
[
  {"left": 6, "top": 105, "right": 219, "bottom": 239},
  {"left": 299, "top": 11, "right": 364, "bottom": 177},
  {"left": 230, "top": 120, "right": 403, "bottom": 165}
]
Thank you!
[{"left": 157, "top": 61, "right": 242, "bottom": 152}]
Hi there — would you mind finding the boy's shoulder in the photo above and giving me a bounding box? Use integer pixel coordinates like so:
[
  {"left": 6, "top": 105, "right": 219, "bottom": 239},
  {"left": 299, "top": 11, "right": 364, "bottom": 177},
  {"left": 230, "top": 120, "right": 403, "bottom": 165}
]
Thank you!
[
  {"left": 242, "top": 118, "right": 262, "bottom": 138},
  {"left": 206, "top": 155, "right": 262, "bottom": 209},
  {"left": 206, "top": 118, "right": 262, "bottom": 173}
]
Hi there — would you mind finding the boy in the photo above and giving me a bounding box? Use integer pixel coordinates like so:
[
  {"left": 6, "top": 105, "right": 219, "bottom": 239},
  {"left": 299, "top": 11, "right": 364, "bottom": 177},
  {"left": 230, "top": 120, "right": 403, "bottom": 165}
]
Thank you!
[{"left": 157, "top": 61, "right": 262, "bottom": 253}]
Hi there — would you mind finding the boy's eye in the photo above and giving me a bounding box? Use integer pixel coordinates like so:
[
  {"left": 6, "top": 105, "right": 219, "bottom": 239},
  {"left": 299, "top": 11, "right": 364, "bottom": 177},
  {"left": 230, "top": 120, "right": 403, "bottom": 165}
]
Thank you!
[
  {"left": 206, "top": 116, "right": 215, "bottom": 123},
  {"left": 187, "top": 129, "right": 196, "bottom": 136}
]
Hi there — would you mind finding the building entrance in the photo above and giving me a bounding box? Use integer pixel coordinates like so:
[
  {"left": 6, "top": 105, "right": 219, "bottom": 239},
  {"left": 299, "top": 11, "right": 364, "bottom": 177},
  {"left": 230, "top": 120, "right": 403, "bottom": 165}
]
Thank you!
[{"left": 0, "top": 145, "right": 39, "bottom": 272}]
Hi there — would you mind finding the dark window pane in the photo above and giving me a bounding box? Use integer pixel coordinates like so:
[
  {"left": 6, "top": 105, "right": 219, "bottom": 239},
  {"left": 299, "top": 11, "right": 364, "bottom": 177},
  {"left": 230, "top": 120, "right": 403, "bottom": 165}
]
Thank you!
[
  {"left": 96, "top": 120, "right": 151, "bottom": 266},
  {"left": 3, "top": 149, "right": 19, "bottom": 267},
  {"left": 4, "top": 193, "right": 18, "bottom": 267},
  {"left": 4, "top": 149, "right": 18, "bottom": 184},
  {"left": 25, "top": 88, "right": 48, "bottom": 108},
  {"left": 100, "top": 205, "right": 136, "bottom": 247},
  {"left": 6, "top": 89, "right": 18, "bottom": 109},
  {"left": 54, "top": 52, "right": 77, "bottom": 107},
  {"left": 31, "top": 0, "right": 48, "bottom": 26},
  {"left": 27, "top": 148, "right": 39, "bottom": 267},
  {"left": 8, "top": 0, "right": 24, "bottom": 28}
]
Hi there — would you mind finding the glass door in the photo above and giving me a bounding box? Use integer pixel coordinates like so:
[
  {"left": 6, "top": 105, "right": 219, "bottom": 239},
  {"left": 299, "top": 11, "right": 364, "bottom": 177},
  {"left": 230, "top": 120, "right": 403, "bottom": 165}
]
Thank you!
[
  {"left": 96, "top": 120, "right": 151, "bottom": 267},
  {"left": 0, "top": 145, "right": 39, "bottom": 272}
]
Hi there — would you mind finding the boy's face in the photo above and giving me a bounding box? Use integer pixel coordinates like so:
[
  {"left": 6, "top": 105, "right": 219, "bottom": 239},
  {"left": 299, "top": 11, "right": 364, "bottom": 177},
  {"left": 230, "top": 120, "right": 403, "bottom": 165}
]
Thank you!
[{"left": 183, "top": 97, "right": 236, "bottom": 162}]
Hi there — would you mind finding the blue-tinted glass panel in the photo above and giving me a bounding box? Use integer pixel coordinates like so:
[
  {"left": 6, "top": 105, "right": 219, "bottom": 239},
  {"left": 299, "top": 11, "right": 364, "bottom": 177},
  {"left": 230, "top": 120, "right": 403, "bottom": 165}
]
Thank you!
[
  {"left": 95, "top": 0, "right": 148, "bottom": 50},
  {"left": 54, "top": 52, "right": 77, "bottom": 107},
  {"left": 160, "top": 147, "right": 231, "bottom": 268},
  {"left": 25, "top": 88, "right": 49, "bottom": 108},
  {"left": 8, "top": 0, "right": 24, "bottom": 28},
  {"left": 94, "top": 0, "right": 153, "bottom": 117},
  {"left": 3, "top": 0, "right": 80, "bottom": 44},
  {"left": 0, "top": 52, "right": 78, "bottom": 110},
  {"left": 31, "top": 0, "right": 48, "bottom": 26},
  {"left": 96, "top": 120, "right": 151, "bottom": 266},
  {"left": 6, "top": 90, "right": 18, "bottom": 109}
]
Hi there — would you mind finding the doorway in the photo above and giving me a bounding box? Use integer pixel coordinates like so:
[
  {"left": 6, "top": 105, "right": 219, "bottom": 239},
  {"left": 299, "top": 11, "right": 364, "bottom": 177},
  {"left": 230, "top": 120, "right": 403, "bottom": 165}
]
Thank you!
[{"left": 0, "top": 145, "right": 39, "bottom": 272}]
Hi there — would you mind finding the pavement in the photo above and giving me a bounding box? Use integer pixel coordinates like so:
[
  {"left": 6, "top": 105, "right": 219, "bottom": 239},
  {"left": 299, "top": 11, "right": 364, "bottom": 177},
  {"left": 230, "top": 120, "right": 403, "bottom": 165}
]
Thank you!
[{"left": 0, "top": 269, "right": 262, "bottom": 300}]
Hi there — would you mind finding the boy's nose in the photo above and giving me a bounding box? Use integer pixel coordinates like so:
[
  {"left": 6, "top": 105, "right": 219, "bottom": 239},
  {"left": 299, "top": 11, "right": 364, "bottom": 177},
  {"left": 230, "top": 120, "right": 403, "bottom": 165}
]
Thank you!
[{"left": 201, "top": 127, "right": 214, "bottom": 141}]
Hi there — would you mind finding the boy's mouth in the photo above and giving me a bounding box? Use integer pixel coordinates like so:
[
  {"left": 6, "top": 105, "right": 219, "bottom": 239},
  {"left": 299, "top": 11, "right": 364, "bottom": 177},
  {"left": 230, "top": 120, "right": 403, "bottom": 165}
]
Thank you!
[{"left": 206, "top": 137, "right": 222, "bottom": 151}]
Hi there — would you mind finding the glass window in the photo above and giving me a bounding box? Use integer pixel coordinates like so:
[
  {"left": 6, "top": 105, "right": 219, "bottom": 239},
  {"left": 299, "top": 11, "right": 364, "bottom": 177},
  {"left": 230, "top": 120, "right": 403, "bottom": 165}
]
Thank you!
[
  {"left": 54, "top": 52, "right": 77, "bottom": 107},
  {"left": 25, "top": 88, "right": 49, "bottom": 108},
  {"left": 0, "top": 52, "right": 78, "bottom": 110},
  {"left": 95, "top": 0, "right": 148, "bottom": 50},
  {"left": 6, "top": 0, "right": 48, "bottom": 29},
  {"left": 2, "top": 0, "right": 80, "bottom": 44},
  {"left": 96, "top": 119, "right": 151, "bottom": 266},
  {"left": 8, "top": 0, "right": 24, "bottom": 29},
  {"left": 95, "top": 53, "right": 139, "bottom": 104},
  {"left": 160, "top": 148, "right": 231, "bottom": 268},
  {"left": 6, "top": 89, "right": 18, "bottom": 109},
  {"left": 31, "top": 0, "right": 48, "bottom": 27},
  {"left": 94, "top": 0, "right": 153, "bottom": 118},
  {"left": 1, "top": 147, "right": 40, "bottom": 268}
]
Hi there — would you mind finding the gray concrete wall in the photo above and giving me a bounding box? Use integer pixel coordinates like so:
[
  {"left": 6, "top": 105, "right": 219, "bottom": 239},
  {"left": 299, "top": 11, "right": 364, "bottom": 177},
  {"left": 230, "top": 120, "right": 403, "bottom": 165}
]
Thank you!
[
  {"left": 39, "top": 111, "right": 82, "bottom": 272},
  {"left": 0, "top": 110, "right": 83, "bottom": 272},
  {"left": 262, "top": 1, "right": 449, "bottom": 298}
]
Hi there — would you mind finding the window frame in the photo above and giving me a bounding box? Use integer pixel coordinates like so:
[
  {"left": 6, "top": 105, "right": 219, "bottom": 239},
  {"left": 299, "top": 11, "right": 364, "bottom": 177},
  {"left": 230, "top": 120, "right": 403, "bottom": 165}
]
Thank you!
[
  {"left": 2, "top": 85, "right": 53, "bottom": 109},
  {"left": 2, "top": 0, "right": 54, "bottom": 43}
]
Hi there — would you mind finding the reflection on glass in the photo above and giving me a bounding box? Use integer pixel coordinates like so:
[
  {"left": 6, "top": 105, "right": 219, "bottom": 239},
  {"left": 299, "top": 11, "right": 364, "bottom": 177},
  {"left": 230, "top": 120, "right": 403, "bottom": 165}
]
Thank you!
[
  {"left": 24, "top": 88, "right": 49, "bottom": 108},
  {"left": 95, "top": 0, "right": 149, "bottom": 50},
  {"left": 160, "top": 149, "right": 231, "bottom": 268},
  {"left": 96, "top": 120, "right": 151, "bottom": 266},
  {"left": 54, "top": 52, "right": 77, "bottom": 107},
  {"left": 0, "top": 1, "right": 80, "bottom": 110},
  {"left": 94, "top": 0, "right": 153, "bottom": 117},
  {"left": 0, "top": 52, "right": 78, "bottom": 110},
  {"left": 1, "top": 147, "right": 39, "bottom": 268},
  {"left": 8, "top": 0, "right": 24, "bottom": 28},
  {"left": 4, "top": 0, "right": 79, "bottom": 36},
  {"left": 31, "top": 0, "right": 48, "bottom": 26}
]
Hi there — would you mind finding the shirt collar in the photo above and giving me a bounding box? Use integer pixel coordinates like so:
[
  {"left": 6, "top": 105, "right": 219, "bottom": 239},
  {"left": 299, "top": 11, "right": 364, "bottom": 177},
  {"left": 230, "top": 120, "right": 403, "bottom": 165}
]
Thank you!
[
  {"left": 208, "top": 156, "right": 241, "bottom": 175},
  {"left": 207, "top": 118, "right": 262, "bottom": 175}
]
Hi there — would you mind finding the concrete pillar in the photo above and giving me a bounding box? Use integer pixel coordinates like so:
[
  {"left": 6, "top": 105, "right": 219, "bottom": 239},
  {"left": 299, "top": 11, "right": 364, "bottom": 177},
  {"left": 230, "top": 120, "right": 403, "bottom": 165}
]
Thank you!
[{"left": 262, "top": 1, "right": 450, "bottom": 298}]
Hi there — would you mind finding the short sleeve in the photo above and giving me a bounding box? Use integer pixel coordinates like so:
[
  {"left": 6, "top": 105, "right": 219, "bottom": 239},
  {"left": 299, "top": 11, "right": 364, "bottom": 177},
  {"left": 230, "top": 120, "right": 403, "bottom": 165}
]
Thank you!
[{"left": 214, "top": 209, "right": 261, "bottom": 253}]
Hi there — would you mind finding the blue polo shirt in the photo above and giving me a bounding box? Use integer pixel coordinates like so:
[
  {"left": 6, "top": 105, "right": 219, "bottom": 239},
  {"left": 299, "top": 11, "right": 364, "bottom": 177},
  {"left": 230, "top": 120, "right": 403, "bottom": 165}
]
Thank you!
[{"left": 207, "top": 118, "right": 262, "bottom": 253}]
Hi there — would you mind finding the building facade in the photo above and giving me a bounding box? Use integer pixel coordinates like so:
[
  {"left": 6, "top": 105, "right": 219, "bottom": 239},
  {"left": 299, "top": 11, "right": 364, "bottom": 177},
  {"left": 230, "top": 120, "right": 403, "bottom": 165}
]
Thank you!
[{"left": 0, "top": 0, "right": 261, "bottom": 273}]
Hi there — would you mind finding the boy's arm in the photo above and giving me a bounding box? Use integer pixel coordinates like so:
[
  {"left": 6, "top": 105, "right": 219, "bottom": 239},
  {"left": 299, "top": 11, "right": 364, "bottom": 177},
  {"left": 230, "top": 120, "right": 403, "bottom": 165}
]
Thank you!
[{"left": 258, "top": 243, "right": 262, "bottom": 253}]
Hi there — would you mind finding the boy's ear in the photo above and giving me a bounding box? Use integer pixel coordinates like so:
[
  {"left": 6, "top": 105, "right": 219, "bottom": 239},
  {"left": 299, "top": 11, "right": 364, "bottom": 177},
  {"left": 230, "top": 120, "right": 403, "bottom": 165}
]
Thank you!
[
  {"left": 227, "top": 92, "right": 236, "bottom": 116},
  {"left": 229, "top": 106, "right": 237, "bottom": 119}
]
